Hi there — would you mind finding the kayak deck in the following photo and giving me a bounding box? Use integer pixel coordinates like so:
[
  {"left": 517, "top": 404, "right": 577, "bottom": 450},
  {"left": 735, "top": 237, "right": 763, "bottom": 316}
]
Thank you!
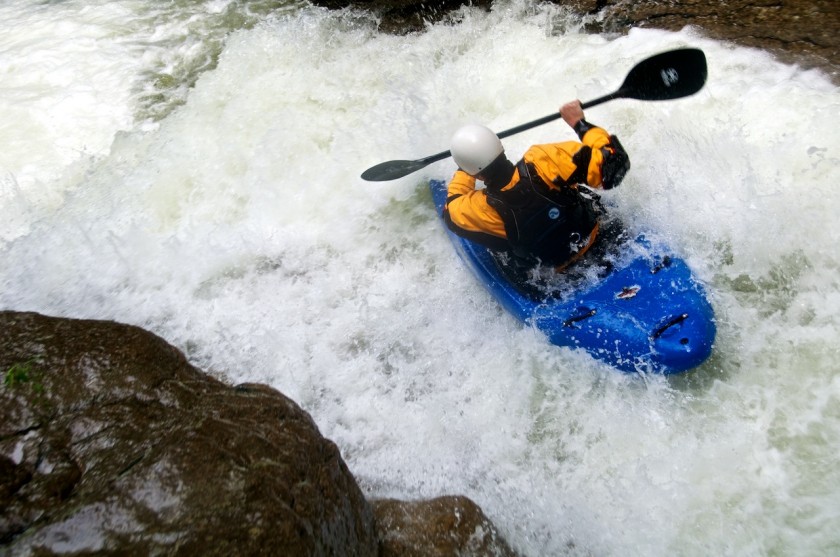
[{"left": 430, "top": 179, "right": 715, "bottom": 374}]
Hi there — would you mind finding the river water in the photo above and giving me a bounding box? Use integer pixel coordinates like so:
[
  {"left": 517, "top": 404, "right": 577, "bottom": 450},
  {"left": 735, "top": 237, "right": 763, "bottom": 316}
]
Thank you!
[{"left": 2, "top": 0, "right": 839, "bottom": 554}]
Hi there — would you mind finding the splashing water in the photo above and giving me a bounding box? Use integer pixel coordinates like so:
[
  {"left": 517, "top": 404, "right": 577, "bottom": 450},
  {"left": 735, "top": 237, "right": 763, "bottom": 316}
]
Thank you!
[{"left": 2, "top": 0, "right": 839, "bottom": 554}]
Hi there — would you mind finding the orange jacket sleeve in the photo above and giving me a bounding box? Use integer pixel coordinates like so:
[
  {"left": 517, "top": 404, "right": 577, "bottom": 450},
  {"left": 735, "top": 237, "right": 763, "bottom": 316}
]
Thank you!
[
  {"left": 443, "top": 170, "right": 508, "bottom": 238},
  {"left": 526, "top": 126, "right": 613, "bottom": 190},
  {"left": 580, "top": 125, "right": 613, "bottom": 188}
]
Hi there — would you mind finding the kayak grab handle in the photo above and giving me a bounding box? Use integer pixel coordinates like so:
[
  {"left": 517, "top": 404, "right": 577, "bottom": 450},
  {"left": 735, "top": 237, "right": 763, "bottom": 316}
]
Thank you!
[
  {"left": 652, "top": 313, "right": 689, "bottom": 340},
  {"left": 564, "top": 307, "right": 597, "bottom": 328},
  {"left": 651, "top": 255, "right": 672, "bottom": 274}
]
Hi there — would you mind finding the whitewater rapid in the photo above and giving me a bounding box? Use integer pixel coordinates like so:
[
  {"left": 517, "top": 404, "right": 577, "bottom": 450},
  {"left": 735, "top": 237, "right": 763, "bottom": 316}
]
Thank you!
[{"left": 2, "top": 0, "right": 839, "bottom": 555}]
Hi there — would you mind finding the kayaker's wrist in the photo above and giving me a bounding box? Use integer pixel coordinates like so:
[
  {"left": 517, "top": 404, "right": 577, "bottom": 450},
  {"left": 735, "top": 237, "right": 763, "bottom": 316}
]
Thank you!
[{"left": 573, "top": 119, "right": 595, "bottom": 139}]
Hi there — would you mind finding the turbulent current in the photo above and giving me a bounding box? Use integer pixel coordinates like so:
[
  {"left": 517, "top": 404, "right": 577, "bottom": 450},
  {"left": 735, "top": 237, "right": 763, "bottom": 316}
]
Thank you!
[{"left": 1, "top": 0, "right": 839, "bottom": 554}]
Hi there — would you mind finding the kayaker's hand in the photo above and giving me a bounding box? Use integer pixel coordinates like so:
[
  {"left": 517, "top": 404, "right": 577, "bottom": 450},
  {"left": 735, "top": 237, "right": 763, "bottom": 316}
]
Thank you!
[{"left": 560, "top": 100, "right": 584, "bottom": 128}]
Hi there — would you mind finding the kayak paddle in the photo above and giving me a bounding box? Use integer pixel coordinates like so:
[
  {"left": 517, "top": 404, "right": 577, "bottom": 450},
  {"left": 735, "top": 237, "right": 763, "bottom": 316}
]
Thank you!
[{"left": 361, "top": 47, "right": 707, "bottom": 182}]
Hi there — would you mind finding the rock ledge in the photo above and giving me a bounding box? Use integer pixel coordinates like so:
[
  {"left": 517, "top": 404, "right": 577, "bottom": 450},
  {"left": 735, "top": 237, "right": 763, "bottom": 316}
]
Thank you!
[{"left": 1, "top": 311, "right": 514, "bottom": 556}]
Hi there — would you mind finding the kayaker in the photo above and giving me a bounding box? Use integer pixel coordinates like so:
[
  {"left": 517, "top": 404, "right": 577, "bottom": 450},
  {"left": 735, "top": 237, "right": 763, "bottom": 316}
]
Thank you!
[{"left": 443, "top": 100, "right": 629, "bottom": 272}]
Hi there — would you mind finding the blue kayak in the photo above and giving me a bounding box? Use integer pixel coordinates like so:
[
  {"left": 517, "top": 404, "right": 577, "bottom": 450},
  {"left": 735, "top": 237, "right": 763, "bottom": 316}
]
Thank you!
[{"left": 430, "top": 179, "right": 715, "bottom": 374}]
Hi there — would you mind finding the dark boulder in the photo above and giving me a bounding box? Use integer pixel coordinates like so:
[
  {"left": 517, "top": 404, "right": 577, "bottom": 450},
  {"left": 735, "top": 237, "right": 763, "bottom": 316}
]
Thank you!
[
  {"left": 1, "top": 311, "right": 516, "bottom": 556},
  {"left": 314, "top": 0, "right": 839, "bottom": 81},
  {"left": 372, "top": 496, "right": 517, "bottom": 556},
  {"left": 591, "top": 0, "right": 839, "bottom": 79},
  {"left": 0, "top": 311, "right": 377, "bottom": 555}
]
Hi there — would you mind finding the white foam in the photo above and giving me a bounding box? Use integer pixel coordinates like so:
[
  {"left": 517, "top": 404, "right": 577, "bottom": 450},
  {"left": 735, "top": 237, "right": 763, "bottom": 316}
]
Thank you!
[{"left": 1, "top": 1, "right": 839, "bottom": 555}]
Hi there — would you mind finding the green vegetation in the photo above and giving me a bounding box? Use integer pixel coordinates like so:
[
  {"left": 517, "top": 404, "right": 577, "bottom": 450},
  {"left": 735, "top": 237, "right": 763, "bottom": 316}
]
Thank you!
[{"left": 4, "top": 359, "right": 43, "bottom": 393}]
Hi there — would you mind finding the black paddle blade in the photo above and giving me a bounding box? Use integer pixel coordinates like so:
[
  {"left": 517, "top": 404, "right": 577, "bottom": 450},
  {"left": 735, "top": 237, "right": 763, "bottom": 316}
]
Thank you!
[
  {"left": 361, "top": 159, "right": 430, "bottom": 181},
  {"left": 619, "top": 48, "right": 707, "bottom": 101},
  {"left": 362, "top": 149, "right": 453, "bottom": 181}
]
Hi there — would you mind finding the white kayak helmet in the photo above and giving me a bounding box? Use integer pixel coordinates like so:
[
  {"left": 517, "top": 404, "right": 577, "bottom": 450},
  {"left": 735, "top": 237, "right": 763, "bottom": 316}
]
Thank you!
[{"left": 450, "top": 124, "right": 504, "bottom": 176}]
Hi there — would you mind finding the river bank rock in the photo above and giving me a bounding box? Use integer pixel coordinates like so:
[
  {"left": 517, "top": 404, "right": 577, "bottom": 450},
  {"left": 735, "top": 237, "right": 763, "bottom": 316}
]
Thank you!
[
  {"left": 1, "top": 311, "right": 513, "bottom": 556},
  {"left": 589, "top": 0, "right": 838, "bottom": 80},
  {"left": 373, "top": 496, "right": 516, "bottom": 556},
  {"left": 320, "top": 0, "right": 839, "bottom": 82}
]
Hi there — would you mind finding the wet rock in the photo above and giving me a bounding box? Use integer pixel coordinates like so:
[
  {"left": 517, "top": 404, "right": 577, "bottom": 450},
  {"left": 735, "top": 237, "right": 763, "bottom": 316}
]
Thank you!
[
  {"left": 0, "top": 311, "right": 377, "bottom": 555},
  {"left": 592, "top": 0, "right": 839, "bottom": 81},
  {"left": 372, "top": 496, "right": 517, "bottom": 556},
  {"left": 1, "top": 312, "right": 515, "bottom": 556},
  {"left": 316, "top": 0, "right": 839, "bottom": 81},
  {"left": 331, "top": 0, "right": 492, "bottom": 34}
]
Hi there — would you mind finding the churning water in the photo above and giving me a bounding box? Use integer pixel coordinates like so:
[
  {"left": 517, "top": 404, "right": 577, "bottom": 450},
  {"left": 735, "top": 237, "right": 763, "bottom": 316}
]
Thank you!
[{"left": 2, "top": 0, "right": 839, "bottom": 554}]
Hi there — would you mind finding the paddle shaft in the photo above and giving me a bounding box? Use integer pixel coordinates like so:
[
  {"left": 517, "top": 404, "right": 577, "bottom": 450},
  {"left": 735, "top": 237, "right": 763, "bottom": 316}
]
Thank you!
[
  {"left": 360, "top": 48, "right": 707, "bottom": 181},
  {"left": 415, "top": 90, "right": 623, "bottom": 166}
]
